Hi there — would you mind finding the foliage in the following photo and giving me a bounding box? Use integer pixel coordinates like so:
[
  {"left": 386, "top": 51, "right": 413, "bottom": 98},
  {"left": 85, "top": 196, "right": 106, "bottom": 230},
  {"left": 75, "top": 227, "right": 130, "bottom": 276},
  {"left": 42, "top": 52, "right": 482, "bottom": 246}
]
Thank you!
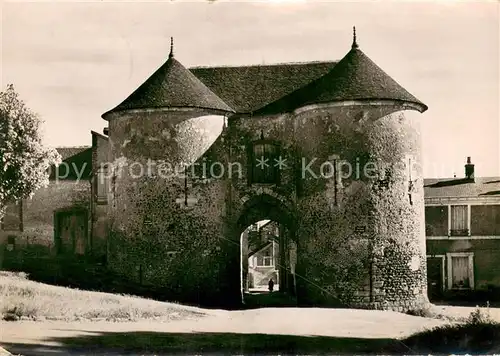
[
  {"left": 0, "top": 84, "right": 60, "bottom": 217},
  {"left": 467, "top": 303, "right": 494, "bottom": 325}
]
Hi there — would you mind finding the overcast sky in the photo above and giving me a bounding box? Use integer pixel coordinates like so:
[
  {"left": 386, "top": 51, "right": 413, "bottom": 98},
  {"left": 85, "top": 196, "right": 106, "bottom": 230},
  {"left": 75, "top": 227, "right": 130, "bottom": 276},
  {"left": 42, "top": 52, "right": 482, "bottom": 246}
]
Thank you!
[{"left": 1, "top": 0, "right": 499, "bottom": 178}]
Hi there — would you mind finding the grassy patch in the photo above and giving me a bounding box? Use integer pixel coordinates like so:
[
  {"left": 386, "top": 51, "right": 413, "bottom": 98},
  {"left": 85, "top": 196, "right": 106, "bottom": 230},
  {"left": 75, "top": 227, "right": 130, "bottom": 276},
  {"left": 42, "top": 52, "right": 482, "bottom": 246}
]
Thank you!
[
  {"left": 395, "top": 322, "right": 500, "bottom": 354},
  {"left": 391, "top": 306, "right": 500, "bottom": 354},
  {"left": 0, "top": 271, "right": 213, "bottom": 322},
  {"left": 406, "top": 303, "right": 465, "bottom": 322}
]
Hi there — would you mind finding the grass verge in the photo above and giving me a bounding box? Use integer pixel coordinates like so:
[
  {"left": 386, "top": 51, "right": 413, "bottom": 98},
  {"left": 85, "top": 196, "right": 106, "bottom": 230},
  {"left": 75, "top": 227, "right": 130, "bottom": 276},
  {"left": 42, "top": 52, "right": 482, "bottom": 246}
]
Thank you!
[{"left": 0, "top": 271, "right": 214, "bottom": 322}]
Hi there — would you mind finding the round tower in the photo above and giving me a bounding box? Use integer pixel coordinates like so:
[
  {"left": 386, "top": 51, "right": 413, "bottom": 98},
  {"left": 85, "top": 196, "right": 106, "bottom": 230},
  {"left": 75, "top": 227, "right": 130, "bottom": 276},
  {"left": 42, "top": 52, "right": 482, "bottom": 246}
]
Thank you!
[
  {"left": 101, "top": 38, "right": 234, "bottom": 303},
  {"left": 257, "top": 28, "right": 429, "bottom": 311}
]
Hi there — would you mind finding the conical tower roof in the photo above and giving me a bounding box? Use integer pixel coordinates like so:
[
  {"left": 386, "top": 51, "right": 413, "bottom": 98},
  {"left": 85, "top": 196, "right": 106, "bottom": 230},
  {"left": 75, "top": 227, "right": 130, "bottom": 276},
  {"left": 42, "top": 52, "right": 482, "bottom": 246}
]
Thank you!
[
  {"left": 254, "top": 28, "right": 427, "bottom": 115},
  {"left": 102, "top": 38, "right": 234, "bottom": 119}
]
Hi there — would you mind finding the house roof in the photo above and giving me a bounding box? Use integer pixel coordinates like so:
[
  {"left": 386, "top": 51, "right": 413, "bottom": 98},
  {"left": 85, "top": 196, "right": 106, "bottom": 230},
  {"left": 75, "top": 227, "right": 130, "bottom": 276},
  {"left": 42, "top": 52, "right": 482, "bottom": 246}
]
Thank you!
[
  {"left": 51, "top": 147, "right": 92, "bottom": 180},
  {"left": 424, "top": 177, "right": 500, "bottom": 199},
  {"left": 55, "top": 146, "right": 91, "bottom": 161},
  {"left": 102, "top": 41, "right": 234, "bottom": 118},
  {"left": 254, "top": 42, "right": 427, "bottom": 115},
  {"left": 248, "top": 241, "right": 273, "bottom": 258},
  {"left": 190, "top": 61, "right": 337, "bottom": 114}
]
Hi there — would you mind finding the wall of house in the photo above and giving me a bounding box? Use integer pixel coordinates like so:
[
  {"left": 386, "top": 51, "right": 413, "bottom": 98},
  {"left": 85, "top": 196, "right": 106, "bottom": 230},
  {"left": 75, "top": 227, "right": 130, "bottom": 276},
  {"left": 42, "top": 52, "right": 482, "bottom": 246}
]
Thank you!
[
  {"left": 425, "top": 204, "right": 500, "bottom": 237},
  {"left": 0, "top": 180, "right": 90, "bottom": 254},
  {"left": 471, "top": 205, "right": 500, "bottom": 235},
  {"left": 425, "top": 206, "right": 448, "bottom": 236},
  {"left": 427, "top": 239, "right": 500, "bottom": 289},
  {"left": 249, "top": 265, "right": 278, "bottom": 287}
]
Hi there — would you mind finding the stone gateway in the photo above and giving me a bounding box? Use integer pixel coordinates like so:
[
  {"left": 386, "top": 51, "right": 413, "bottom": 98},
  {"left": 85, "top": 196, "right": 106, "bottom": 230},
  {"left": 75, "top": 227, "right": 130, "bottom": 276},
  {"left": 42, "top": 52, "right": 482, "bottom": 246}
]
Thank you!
[{"left": 100, "top": 30, "right": 429, "bottom": 311}]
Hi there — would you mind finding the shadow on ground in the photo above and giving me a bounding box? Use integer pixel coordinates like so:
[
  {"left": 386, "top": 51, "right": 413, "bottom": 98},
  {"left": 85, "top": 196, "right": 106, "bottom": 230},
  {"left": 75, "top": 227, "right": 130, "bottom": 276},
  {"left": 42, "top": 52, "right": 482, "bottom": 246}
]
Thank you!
[
  {"left": 4, "top": 323, "right": 500, "bottom": 355},
  {"left": 243, "top": 291, "right": 298, "bottom": 308},
  {"left": 3, "top": 331, "right": 403, "bottom": 355}
]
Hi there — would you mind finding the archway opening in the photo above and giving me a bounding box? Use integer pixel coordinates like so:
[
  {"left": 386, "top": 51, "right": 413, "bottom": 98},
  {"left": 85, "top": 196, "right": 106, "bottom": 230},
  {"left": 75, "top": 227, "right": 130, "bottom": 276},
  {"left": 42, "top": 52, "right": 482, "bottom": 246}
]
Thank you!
[{"left": 237, "top": 195, "right": 297, "bottom": 307}]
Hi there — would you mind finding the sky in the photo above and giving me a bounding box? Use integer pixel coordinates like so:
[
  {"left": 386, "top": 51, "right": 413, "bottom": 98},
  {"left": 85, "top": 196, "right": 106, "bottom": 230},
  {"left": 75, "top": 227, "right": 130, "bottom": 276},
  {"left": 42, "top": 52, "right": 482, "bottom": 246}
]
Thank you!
[{"left": 1, "top": 0, "right": 499, "bottom": 178}]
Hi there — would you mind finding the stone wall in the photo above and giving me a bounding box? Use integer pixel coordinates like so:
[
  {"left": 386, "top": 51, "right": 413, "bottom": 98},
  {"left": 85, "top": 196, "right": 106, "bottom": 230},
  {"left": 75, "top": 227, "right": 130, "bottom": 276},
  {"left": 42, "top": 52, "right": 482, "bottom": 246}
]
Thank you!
[
  {"left": 105, "top": 108, "right": 238, "bottom": 306},
  {"left": 221, "top": 103, "right": 428, "bottom": 310},
  {"left": 290, "top": 104, "right": 427, "bottom": 310},
  {"left": 103, "top": 101, "right": 427, "bottom": 311},
  {"left": 90, "top": 131, "right": 111, "bottom": 259},
  {"left": 0, "top": 180, "right": 90, "bottom": 253}
]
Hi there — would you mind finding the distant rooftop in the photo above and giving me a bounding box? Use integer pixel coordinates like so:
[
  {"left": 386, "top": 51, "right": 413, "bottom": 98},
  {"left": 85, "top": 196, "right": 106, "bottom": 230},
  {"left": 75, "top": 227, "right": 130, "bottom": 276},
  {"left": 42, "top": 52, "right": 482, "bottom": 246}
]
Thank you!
[
  {"left": 55, "top": 146, "right": 91, "bottom": 161},
  {"left": 424, "top": 177, "right": 500, "bottom": 199},
  {"left": 51, "top": 146, "right": 92, "bottom": 180}
]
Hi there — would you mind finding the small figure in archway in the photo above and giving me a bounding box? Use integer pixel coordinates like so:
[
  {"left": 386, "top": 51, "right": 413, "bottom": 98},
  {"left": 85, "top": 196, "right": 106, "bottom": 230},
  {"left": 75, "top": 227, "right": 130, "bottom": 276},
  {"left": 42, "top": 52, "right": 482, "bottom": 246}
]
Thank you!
[{"left": 268, "top": 278, "right": 274, "bottom": 292}]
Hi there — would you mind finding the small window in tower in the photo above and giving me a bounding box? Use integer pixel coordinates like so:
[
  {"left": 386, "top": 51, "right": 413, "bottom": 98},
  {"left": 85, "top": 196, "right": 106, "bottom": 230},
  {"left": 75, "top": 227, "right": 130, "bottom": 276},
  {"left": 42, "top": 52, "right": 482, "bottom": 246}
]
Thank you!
[
  {"left": 249, "top": 141, "right": 280, "bottom": 185},
  {"left": 96, "top": 164, "right": 110, "bottom": 204}
]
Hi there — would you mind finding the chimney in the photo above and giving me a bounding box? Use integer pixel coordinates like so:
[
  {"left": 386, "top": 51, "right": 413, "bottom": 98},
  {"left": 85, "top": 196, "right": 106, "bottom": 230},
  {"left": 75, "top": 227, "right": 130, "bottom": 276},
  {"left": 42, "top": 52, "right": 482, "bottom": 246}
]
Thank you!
[{"left": 465, "top": 156, "right": 475, "bottom": 180}]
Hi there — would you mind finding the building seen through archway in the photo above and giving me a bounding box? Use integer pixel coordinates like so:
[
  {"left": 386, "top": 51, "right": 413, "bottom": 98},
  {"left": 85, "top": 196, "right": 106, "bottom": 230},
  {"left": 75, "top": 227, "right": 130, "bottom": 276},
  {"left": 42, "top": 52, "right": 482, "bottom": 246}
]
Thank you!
[{"left": 240, "top": 219, "right": 297, "bottom": 306}]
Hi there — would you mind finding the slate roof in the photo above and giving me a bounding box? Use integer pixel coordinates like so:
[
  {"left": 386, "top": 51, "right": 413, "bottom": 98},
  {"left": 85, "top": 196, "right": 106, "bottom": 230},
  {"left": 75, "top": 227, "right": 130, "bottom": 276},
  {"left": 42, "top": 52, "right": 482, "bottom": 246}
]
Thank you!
[
  {"left": 51, "top": 147, "right": 92, "bottom": 180},
  {"left": 253, "top": 45, "right": 427, "bottom": 115},
  {"left": 102, "top": 36, "right": 426, "bottom": 117},
  {"left": 190, "top": 61, "right": 336, "bottom": 114},
  {"left": 424, "top": 177, "right": 500, "bottom": 198},
  {"left": 55, "top": 146, "right": 91, "bottom": 161},
  {"left": 102, "top": 52, "right": 234, "bottom": 118}
]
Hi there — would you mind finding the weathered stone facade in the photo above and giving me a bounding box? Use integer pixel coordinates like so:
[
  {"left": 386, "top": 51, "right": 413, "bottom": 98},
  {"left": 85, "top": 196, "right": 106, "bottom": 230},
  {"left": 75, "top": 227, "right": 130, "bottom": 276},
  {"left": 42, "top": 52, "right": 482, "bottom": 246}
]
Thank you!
[
  {"left": 0, "top": 180, "right": 90, "bottom": 251},
  {"left": 99, "top": 33, "right": 430, "bottom": 310},
  {"left": 90, "top": 131, "right": 110, "bottom": 260}
]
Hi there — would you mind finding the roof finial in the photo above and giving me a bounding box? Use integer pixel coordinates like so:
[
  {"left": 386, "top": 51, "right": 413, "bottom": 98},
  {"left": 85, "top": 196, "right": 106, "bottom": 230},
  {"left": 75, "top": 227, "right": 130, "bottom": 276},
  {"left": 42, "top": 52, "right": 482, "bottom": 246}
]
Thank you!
[
  {"left": 352, "top": 26, "right": 359, "bottom": 49},
  {"left": 169, "top": 37, "right": 174, "bottom": 59}
]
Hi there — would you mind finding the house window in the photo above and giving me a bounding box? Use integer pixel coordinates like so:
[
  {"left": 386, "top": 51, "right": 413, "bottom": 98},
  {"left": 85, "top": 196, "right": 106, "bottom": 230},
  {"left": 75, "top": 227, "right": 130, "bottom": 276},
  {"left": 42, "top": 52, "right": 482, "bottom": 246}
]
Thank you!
[
  {"left": 450, "top": 205, "right": 469, "bottom": 236},
  {"left": 256, "top": 245, "right": 274, "bottom": 267},
  {"left": 249, "top": 141, "right": 280, "bottom": 185},
  {"left": 96, "top": 166, "right": 110, "bottom": 203},
  {"left": 447, "top": 252, "right": 474, "bottom": 290}
]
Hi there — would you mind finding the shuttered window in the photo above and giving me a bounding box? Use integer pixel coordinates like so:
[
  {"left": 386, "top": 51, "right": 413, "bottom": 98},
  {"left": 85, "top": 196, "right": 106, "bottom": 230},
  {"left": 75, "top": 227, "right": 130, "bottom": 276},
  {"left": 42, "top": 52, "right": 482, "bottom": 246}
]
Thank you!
[
  {"left": 451, "top": 256, "right": 470, "bottom": 288},
  {"left": 250, "top": 141, "right": 280, "bottom": 184},
  {"left": 450, "top": 205, "right": 468, "bottom": 236},
  {"left": 96, "top": 167, "right": 109, "bottom": 203}
]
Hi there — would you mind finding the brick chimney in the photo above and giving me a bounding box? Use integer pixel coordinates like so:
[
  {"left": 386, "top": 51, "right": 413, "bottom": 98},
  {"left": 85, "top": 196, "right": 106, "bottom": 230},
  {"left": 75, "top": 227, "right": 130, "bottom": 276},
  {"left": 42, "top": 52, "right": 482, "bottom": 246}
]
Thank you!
[{"left": 465, "top": 156, "right": 475, "bottom": 181}]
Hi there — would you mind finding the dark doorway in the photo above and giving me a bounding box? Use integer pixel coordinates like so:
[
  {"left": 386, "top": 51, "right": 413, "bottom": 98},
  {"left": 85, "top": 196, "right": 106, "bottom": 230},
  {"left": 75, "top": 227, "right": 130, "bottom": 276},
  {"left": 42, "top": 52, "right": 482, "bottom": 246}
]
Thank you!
[
  {"left": 55, "top": 209, "right": 87, "bottom": 255},
  {"left": 427, "top": 256, "right": 444, "bottom": 302}
]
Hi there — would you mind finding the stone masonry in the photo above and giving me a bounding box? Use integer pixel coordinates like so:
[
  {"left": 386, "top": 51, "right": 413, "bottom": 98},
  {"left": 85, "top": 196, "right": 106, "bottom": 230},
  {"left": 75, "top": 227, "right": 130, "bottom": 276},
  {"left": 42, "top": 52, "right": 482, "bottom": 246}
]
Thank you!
[{"left": 98, "top": 31, "right": 430, "bottom": 310}]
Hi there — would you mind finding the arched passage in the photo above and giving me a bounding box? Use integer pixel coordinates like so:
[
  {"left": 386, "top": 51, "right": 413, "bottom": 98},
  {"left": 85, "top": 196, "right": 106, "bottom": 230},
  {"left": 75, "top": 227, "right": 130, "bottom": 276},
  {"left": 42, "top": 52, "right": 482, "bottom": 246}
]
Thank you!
[{"left": 235, "top": 194, "right": 298, "bottom": 307}]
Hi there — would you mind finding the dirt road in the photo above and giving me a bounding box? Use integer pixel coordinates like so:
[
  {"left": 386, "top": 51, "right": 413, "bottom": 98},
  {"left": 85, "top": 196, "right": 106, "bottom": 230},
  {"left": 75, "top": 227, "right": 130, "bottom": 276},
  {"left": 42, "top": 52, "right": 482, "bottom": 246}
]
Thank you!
[{"left": 1, "top": 308, "right": 448, "bottom": 355}]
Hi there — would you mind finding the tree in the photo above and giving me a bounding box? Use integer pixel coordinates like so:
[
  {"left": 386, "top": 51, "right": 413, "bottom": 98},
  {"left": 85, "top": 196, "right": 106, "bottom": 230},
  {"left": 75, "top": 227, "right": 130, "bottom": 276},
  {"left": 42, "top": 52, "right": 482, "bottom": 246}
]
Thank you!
[{"left": 0, "top": 84, "right": 61, "bottom": 218}]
